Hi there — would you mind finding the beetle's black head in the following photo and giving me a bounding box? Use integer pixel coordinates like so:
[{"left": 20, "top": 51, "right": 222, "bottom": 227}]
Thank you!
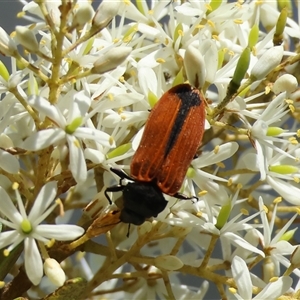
[{"left": 120, "top": 181, "right": 168, "bottom": 225}]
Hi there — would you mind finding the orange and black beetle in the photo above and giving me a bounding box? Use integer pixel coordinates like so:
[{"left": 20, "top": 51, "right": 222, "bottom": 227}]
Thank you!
[{"left": 105, "top": 83, "right": 205, "bottom": 225}]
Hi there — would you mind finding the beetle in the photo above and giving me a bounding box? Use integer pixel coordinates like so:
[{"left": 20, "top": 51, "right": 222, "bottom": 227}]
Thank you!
[{"left": 105, "top": 83, "right": 206, "bottom": 225}]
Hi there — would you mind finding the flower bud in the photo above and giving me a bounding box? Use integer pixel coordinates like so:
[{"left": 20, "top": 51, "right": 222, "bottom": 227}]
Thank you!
[
  {"left": 0, "top": 60, "right": 9, "bottom": 81},
  {"left": 106, "top": 143, "right": 131, "bottom": 159},
  {"left": 92, "top": 0, "right": 120, "bottom": 31},
  {"left": 209, "top": 0, "right": 222, "bottom": 12},
  {"left": 15, "top": 26, "right": 39, "bottom": 53},
  {"left": 248, "top": 25, "right": 259, "bottom": 48},
  {"left": 277, "top": 0, "right": 292, "bottom": 15},
  {"left": 231, "top": 47, "right": 250, "bottom": 86},
  {"left": 269, "top": 165, "right": 298, "bottom": 175},
  {"left": 91, "top": 47, "right": 132, "bottom": 74},
  {"left": 154, "top": 255, "right": 183, "bottom": 271},
  {"left": 250, "top": 46, "right": 283, "bottom": 80},
  {"left": 72, "top": 4, "right": 94, "bottom": 28},
  {"left": 44, "top": 258, "right": 66, "bottom": 287},
  {"left": 184, "top": 45, "right": 206, "bottom": 89},
  {"left": 0, "top": 27, "right": 17, "bottom": 56},
  {"left": 280, "top": 228, "right": 297, "bottom": 241},
  {"left": 272, "top": 74, "right": 298, "bottom": 95},
  {"left": 274, "top": 8, "right": 288, "bottom": 45},
  {"left": 215, "top": 201, "right": 231, "bottom": 230},
  {"left": 266, "top": 127, "right": 285, "bottom": 136}
]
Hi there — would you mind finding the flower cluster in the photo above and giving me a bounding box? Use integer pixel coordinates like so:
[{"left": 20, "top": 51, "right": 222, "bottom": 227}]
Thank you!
[{"left": 0, "top": 0, "right": 300, "bottom": 299}]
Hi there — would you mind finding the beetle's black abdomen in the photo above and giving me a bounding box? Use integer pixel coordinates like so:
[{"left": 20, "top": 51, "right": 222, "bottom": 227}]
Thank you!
[{"left": 120, "top": 182, "right": 168, "bottom": 225}]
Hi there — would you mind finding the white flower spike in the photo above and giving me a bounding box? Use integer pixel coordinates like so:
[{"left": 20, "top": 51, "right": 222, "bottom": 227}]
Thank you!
[{"left": 0, "top": 182, "right": 84, "bottom": 285}]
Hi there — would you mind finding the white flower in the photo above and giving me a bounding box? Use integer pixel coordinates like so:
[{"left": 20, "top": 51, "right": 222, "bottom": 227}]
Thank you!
[
  {"left": 255, "top": 197, "right": 298, "bottom": 279},
  {"left": 0, "top": 27, "right": 17, "bottom": 56},
  {"left": 192, "top": 142, "right": 239, "bottom": 193},
  {"left": 241, "top": 92, "right": 296, "bottom": 181},
  {"left": 231, "top": 256, "right": 292, "bottom": 300},
  {"left": 0, "top": 181, "right": 84, "bottom": 285},
  {"left": 201, "top": 189, "right": 264, "bottom": 259},
  {"left": 22, "top": 1, "right": 61, "bottom": 25},
  {"left": 22, "top": 91, "right": 115, "bottom": 183},
  {"left": 43, "top": 258, "right": 66, "bottom": 287}
]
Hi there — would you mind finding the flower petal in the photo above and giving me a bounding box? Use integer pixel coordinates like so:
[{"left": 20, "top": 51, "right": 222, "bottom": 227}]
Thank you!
[
  {"left": 223, "top": 232, "right": 265, "bottom": 257},
  {"left": 23, "top": 128, "right": 66, "bottom": 151},
  {"left": 28, "top": 181, "right": 58, "bottom": 222},
  {"left": 0, "top": 230, "right": 22, "bottom": 249},
  {"left": 35, "top": 224, "right": 84, "bottom": 240},
  {"left": 0, "top": 186, "right": 22, "bottom": 224},
  {"left": 67, "top": 135, "right": 87, "bottom": 183},
  {"left": 138, "top": 67, "right": 158, "bottom": 96},
  {"left": 24, "top": 237, "right": 43, "bottom": 285},
  {"left": 28, "top": 95, "right": 66, "bottom": 127},
  {"left": 267, "top": 176, "right": 300, "bottom": 205},
  {"left": 193, "top": 142, "right": 239, "bottom": 168},
  {"left": 253, "top": 276, "right": 292, "bottom": 300},
  {"left": 75, "top": 127, "right": 114, "bottom": 148},
  {"left": 0, "top": 150, "right": 19, "bottom": 173},
  {"left": 231, "top": 256, "right": 252, "bottom": 300},
  {"left": 67, "top": 91, "right": 91, "bottom": 123}
]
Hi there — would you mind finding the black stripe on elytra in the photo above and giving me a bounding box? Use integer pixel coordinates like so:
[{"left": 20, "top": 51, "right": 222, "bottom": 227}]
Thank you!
[{"left": 164, "top": 85, "right": 201, "bottom": 157}]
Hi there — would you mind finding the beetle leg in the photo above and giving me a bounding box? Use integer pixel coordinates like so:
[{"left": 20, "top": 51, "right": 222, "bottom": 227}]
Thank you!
[
  {"left": 104, "top": 185, "right": 124, "bottom": 204},
  {"left": 173, "top": 192, "right": 198, "bottom": 203},
  {"left": 110, "top": 167, "right": 134, "bottom": 184}
]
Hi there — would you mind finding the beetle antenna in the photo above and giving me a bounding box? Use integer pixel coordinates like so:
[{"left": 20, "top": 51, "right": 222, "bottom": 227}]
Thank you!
[{"left": 126, "top": 223, "right": 131, "bottom": 238}]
